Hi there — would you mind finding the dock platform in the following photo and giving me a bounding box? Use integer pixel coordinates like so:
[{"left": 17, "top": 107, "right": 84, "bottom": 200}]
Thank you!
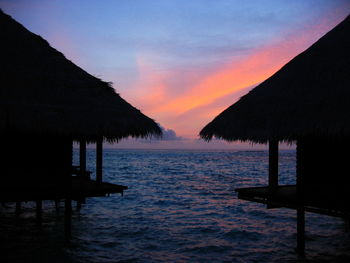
[
  {"left": 236, "top": 185, "right": 350, "bottom": 218},
  {"left": 0, "top": 177, "right": 127, "bottom": 202}
]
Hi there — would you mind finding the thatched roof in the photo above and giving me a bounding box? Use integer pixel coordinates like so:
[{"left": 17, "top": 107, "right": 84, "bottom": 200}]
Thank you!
[
  {"left": 200, "top": 15, "right": 350, "bottom": 143},
  {"left": 0, "top": 10, "right": 162, "bottom": 142}
]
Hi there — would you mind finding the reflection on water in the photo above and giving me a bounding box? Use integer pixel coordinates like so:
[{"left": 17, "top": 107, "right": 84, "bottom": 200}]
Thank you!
[{"left": 1, "top": 149, "right": 349, "bottom": 262}]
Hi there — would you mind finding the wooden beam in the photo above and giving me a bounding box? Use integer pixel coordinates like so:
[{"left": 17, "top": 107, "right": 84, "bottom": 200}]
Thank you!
[
  {"left": 296, "top": 140, "right": 305, "bottom": 257},
  {"left": 36, "top": 200, "right": 42, "bottom": 226},
  {"left": 79, "top": 139, "right": 86, "bottom": 175},
  {"left": 297, "top": 207, "right": 305, "bottom": 257},
  {"left": 64, "top": 139, "right": 73, "bottom": 238},
  {"left": 76, "top": 200, "right": 82, "bottom": 210},
  {"left": 65, "top": 139, "right": 73, "bottom": 198},
  {"left": 96, "top": 138, "right": 103, "bottom": 183},
  {"left": 296, "top": 140, "right": 304, "bottom": 202},
  {"left": 64, "top": 198, "right": 72, "bottom": 238},
  {"left": 268, "top": 140, "right": 279, "bottom": 189},
  {"left": 54, "top": 199, "right": 60, "bottom": 211},
  {"left": 15, "top": 201, "right": 21, "bottom": 216},
  {"left": 78, "top": 139, "right": 87, "bottom": 209},
  {"left": 66, "top": 139, "right": 73, "bottom": 186}
]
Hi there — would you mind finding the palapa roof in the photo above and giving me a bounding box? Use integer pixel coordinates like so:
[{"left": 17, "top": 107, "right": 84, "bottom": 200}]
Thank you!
[
  {"left": 200, "top": 15, "right": 350, "bottom": 143},
  {"left": 0, "top": 10, "right": 161, "bottom": 142}
]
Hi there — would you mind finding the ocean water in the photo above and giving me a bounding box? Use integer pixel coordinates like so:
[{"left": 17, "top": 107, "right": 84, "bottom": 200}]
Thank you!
[{"left": 1, "top": 149, "right": 350, "bottom": 262}]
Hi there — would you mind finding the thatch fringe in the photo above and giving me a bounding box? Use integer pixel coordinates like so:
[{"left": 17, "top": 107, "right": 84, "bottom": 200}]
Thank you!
[
  {"left": 200, "top": 15, "right": 350, "bottom": 143},
  {"left": 0, "top": 9, "right": 162, "bottom": 142}
]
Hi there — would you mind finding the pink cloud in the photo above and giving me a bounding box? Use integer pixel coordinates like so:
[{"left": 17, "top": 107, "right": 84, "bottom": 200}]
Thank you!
[{"left": 121, "top": 10, "right": 349, "bottom": 138}]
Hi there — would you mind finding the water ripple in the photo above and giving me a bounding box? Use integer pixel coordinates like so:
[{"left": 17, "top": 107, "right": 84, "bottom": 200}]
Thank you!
[{"left": 1, "top": 149, "right": 349, "bottom": 262}]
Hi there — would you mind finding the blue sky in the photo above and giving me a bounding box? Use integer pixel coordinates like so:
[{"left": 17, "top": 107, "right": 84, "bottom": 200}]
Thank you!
[{"left": 1, "top": 0, "right": 349, "bottom": 149}]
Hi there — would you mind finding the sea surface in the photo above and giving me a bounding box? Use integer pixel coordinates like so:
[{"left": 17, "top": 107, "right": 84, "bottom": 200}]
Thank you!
[{"left": 1, "top": 149, "right": 350, "bottom": 262}]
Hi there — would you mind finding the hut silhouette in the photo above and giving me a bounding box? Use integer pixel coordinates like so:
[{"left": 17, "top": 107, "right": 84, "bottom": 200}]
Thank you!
[
  {"left": 200, "top": 15, "right": 350, "bottom": 256},
  {"left": 0, "top": 10, "right": 161, "bottom": 234}
]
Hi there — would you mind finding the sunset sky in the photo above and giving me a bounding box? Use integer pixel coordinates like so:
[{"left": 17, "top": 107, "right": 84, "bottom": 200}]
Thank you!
[{"left": 1, "top": 0, "right": 349, "bottom": 149}]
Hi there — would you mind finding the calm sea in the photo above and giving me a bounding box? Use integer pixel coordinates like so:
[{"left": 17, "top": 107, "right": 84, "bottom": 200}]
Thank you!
[{"left": 1, "top": 149, "right": 349, "bottom": 262}]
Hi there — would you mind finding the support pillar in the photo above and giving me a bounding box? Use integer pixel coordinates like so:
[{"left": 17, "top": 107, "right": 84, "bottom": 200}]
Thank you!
[
  {"left": 15, "top": 201, "right": 21, "bottom": 216},
  {"left": 79, "top": 139, "right": 87, "bottom": 177},
  {"left": 64, "top": 139, "right": 73, "bottom": 238},
  {"left": 268, "top": 140, "right": 279, "bottom": 190},
  {"left": 296, "top": 140, "right": 305, "bottom": 257},
  {"left": 96, "top": 138, "right": 103, "bottom": 184},
  {"left": 36, "top": 200, "right": 42, "bottom": 225},
  {"left": 297, "top": 207, "right": 305, "bottom": 257},
  {"left": 64, "top": 198, "right": 72, "bottom": 238},
  {"left": 76, "top": 201, "right": 82, "bottom": 210},
  {"left": 78, "top": 140, "right": 87, "bottom": 208}
]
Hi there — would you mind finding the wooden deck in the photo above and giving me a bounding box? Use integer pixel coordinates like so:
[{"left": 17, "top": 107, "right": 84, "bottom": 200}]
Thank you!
[
  {"left": 236, "top": 185, "right": 350, "bottom": 218},
  {"left": 0, "top": 177, "right": 127, "bottom": 202}
]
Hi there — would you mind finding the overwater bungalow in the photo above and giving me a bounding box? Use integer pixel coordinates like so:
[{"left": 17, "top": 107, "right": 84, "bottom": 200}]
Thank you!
[
  {"left": 0, "top": 10, "right": 161, "bottom": 233},
  {"left": 200, "top": 15, "right": 350, "bottom": 255}
]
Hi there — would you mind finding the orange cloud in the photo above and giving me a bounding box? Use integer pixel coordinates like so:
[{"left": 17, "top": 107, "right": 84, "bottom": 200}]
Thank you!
[
  {"left": 125, "top": 11, "right": 348, "bottom": 138},
  {"left": 150, "top": 25, "right": 329, "bottom": 116}
]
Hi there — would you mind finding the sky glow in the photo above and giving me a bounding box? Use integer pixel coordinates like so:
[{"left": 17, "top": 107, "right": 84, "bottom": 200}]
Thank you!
[{"left": 1, "top": 0, "right": 349, "bottom": 148}]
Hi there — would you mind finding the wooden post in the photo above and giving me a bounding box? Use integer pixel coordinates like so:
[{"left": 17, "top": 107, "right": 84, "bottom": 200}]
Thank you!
[
  {"left": 296, "top": 140, "right": 304, "bottom": 203},
  {"left": 96, "top": 138, "right": 103, "bottom": 184},
  {"left": 36, "top": 200, "right": 42, "bottom": 225},
  {"left": 64, "top": 139, "right": 73, "bottom": 238},
  {"left": 296, "top": 140, "right": 305, "bottom": 257},
  {"left": 64, "top": 198, "right": 72, "bottom": 238},
  {"left": 297, "top": 207, "right": 305, "bottom": 257},
  {"left": 79, "top": 139, "right": 86, "bottom": 176},
  {"left": 78, "top": 140, "right": 87, "bottom": 209},
  {"left": 268, "top": 140, "right": 279, "bottom": 189},
  {"left": 76, "top": 201, "right": 82, "bottom": 210},
  {"left": 15, "top": 201, "right": 21, "bottom": 216},
  {"left": 54, "top": 199, "right": 60, "bottom": 211}
]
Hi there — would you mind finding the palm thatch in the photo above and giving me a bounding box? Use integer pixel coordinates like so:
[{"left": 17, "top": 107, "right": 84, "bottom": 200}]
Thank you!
[
  {"left": 0, "top": 10, "right": 162, "bottom": 142},
  {"left": 200, "top": 15, "right": 350, "bottom": 143}
]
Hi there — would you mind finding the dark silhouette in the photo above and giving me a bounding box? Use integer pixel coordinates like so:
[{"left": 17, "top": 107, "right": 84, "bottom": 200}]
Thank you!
[
  {"left": 200, "top": 15, "right": 350, "bottom": 256},
  {"left": 0, "top": 9, "right": 162, "bottom": 236}
]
